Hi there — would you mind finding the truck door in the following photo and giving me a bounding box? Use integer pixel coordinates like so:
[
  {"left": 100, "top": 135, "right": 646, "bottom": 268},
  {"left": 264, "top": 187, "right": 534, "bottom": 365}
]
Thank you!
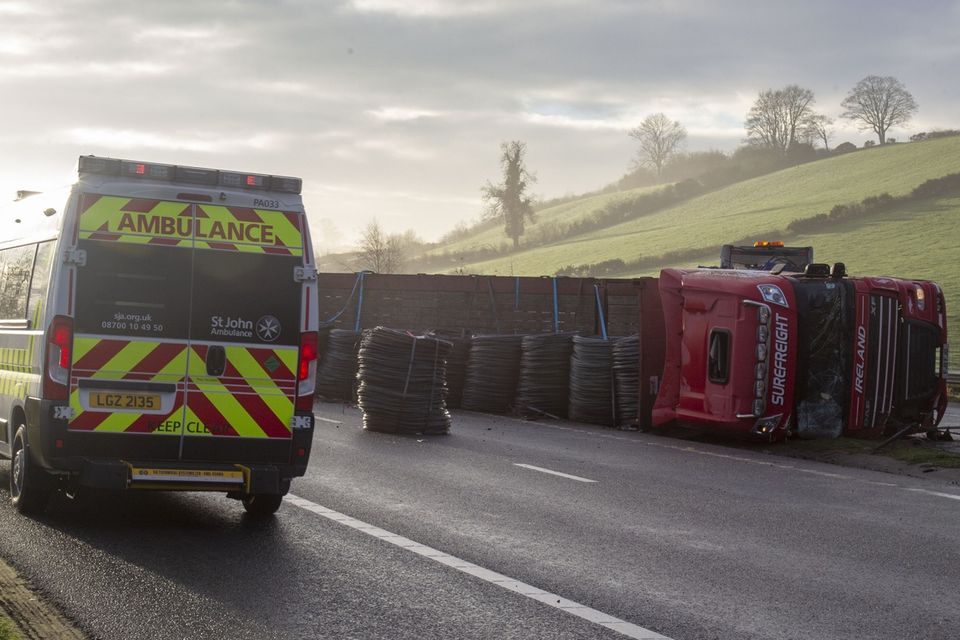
[
  {"left": 69, "top": 195, "right": 193, "bottom": 458},
  {"left": 179, "top": 205, "right": 304, "bottom": 463}
]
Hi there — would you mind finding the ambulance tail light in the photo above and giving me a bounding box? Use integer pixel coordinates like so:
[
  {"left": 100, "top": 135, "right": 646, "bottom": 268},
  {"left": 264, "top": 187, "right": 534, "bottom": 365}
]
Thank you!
[
  {"left": 296, "top": 331, "right": 319, "bottom": 411},
  {"left": 44, "top": 315, "right": 73, "bottom": 401}
]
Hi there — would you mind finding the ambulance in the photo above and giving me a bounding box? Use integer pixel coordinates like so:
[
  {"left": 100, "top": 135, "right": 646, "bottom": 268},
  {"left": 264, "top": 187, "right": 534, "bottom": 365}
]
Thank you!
[{"left": 0, "top": 156, "right": 319, "bottom": 516}]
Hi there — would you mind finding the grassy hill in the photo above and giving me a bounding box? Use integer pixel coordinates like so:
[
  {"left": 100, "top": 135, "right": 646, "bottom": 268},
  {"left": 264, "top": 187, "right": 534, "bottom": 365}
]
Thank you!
[
  {"left": 427, "top": 184, "right": 668, "bottom": 257},
  {"left": 425, "top": 136, "right": 960, "bottom": 368},
  {"left": 453, "top": 136, "right": 960, "bottom": 276}
]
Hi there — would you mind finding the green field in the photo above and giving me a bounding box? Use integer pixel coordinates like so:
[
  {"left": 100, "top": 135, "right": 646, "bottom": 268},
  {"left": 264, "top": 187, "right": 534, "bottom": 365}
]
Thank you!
[
  {"left": 431, "top": 136, "right": 960, "bottom": 369},
  {"left": 428, "top": 184, "right": 667, "bottom": 257},
  {"left": 453, "top": 136, "right": 960, "bottom": 276}
]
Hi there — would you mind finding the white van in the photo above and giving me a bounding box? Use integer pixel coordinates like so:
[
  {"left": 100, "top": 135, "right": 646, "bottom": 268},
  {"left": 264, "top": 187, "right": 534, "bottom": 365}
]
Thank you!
[{"left": 0, "top": 156, "right": 319, "bottom": 516}]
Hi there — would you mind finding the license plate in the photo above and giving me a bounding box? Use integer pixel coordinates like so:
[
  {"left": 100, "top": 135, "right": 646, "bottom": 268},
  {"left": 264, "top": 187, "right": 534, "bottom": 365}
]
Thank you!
[
  {"left": 89, "top": 392, "right": 161, "bottom": 410},
  {"left": 130, "top": 468, "right": 244, "bottom": 484}
]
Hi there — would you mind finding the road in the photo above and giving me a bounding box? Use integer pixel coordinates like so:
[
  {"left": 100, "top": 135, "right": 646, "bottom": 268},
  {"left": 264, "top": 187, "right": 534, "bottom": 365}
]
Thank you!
[{"left": 0, "top": 402, "right": 959, "bottom": 640}]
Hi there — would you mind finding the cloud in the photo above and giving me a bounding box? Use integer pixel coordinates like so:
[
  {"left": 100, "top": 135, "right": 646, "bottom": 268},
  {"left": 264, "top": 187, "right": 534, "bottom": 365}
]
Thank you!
[
  {"left": 0, "top": 1, "right": 43, "bottom": 15},
  {"left": 56, "top": 128, "right": 284, "bottom": 153},
  {"left": 0, "top": 0, "right": 957, "bottom": 245},
  {"left": 347, "top": 0, "right": 552, "bottom": 18},
  {"left": 366, "top": 107, "right": 448, "bottom": 122},
  {"left": 0, "top": 61, "right": 173, "bottom": 80},
  {"left": 0, "top": 35, "right": 33, "bottom": 55}
]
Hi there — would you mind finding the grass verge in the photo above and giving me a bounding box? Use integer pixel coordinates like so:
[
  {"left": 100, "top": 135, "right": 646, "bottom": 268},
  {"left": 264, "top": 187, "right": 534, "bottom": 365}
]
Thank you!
[
  {"left": 782, "top": 435, "right": 960, "bottom": 469},
  {"left": 0, "top": 616, "right": 21, "bottom": 640}
]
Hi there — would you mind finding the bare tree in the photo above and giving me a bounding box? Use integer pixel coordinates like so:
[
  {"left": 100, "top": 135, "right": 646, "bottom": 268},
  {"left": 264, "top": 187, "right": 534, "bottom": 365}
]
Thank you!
[
  {"left": 802, "top": 114, "right": 835, "bottom": 151},
  {"left": 841, "top": 75, "right": 917, "bottom": 145},
  {"left": 482, "top": 141, "right": 536, "bottom": 249},
  {"left": 357, "top": 219, "right": 404, "bottom": 274},
  {"left": 628, "top": 113, "right": 687, "bottom": 179},
  {"left": 745, "top": 85, "right": 817, "bottom": 154}
]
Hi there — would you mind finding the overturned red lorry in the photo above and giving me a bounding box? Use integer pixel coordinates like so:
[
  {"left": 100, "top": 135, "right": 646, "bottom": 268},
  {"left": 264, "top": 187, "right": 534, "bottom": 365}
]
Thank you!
[
  {"left": 312, "top": 249, "right": 947, "bottom": 441},
  {"left": 649, "top": 263, "right": 949, "bottom": 440}
]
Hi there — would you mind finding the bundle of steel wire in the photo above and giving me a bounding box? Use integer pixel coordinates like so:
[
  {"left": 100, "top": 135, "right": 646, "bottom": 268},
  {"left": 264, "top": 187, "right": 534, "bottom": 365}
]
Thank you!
[
  {"left": 612, "top": 335, "right": 640, "bottom": 429},
  {"left": 314, "top": 329, "right": 362, "bottom": 401},
  {"left": 516, "top": 332, "right": 578, "bottom": 418},
  {"left": 356, "top": 327, "right": 453, "bottom": 435},
  {"left": 568, "top": 336, "right": 617, "bottom": 426},
  {"left": 441, "top": 336, "right": 472, "bottom": 409},
  {"left": 461, "top": 334, "right": 525, "bottom": 414}
]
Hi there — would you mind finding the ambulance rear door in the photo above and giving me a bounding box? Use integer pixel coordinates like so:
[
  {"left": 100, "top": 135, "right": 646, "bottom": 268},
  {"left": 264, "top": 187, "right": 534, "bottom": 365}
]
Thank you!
[
  {"left": 68, "top": 194, "right": 194, "bottom": 460},
  {"left": 180, "top": 204, "right": 305, "bottom": 464}
]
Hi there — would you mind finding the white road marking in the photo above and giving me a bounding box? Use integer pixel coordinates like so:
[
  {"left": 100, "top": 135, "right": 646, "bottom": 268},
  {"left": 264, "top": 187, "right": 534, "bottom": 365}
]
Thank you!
[
  {"left": 514, "top": 463, "right": 598, "bottom": 483},
  {"left": 315, "top": 409, "right": 960, "bottom": 505},
  {"left": 284, "top": 494, "right": 670, "bottom": 640},
  {"left": 904, "top": 488, "right": 960, "bottom": 501},
  {"left": 520, "top": 421, "right": 960, "bottom": 503},
  {"left": 314, "top": 416, "right": 343, "bottom": 424}
]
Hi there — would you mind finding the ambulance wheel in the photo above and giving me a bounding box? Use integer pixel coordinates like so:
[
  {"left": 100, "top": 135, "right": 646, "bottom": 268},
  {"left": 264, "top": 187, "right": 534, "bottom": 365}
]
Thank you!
[
  {"left": 242, "top": 493, "right": 284, "bottom": 517},
  {"left": 10, "top": 426, "right": 52, "bottom": 515}
]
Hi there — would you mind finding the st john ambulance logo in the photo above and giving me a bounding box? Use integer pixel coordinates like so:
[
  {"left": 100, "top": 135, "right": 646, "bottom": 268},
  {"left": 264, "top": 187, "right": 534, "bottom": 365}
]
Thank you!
[{"left": 256, "top": 315, "right": 281, "bottom": 342}]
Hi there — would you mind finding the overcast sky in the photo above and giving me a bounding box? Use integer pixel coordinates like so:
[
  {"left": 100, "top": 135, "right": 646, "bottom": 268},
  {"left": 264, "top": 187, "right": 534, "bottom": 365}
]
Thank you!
[{"left": 2, "top": 0, "right": 958, "bottom": 250}]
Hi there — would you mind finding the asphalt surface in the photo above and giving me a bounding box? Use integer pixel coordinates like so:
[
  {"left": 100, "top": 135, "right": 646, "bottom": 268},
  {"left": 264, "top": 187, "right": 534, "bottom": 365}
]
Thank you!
[{"left": 0, "top": 403, "right": 958, "bottom": 640}]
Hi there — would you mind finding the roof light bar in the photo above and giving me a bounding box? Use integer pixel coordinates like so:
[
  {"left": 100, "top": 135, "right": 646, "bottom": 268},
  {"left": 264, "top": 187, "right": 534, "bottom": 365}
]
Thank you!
[
  {"left": 121, "top": 161, "right": 174, "bottom": 180},
  {"left": 77, "top": 155, "right": 302, "bottom": 194}
]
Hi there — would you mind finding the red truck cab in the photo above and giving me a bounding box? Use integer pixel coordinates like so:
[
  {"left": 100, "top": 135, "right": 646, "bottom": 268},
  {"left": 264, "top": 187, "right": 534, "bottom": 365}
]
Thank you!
[
  {"left": 653, "top": 266, "right": 948, "bottom": 440},
  {"left": 654, "top": 268, "right": 798, "bottom": 439}
]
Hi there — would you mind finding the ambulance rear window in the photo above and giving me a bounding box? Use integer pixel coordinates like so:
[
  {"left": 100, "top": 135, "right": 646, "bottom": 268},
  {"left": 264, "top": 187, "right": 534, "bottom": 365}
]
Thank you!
[
  {"left": 190, "top": 250, "right": 300, "bottom": 345},
  {"left": 74, "top": 242, "right": 191, "bottom": 339},
  {"left": 0, "top": 244, "right": 35, "bottom": 320}
]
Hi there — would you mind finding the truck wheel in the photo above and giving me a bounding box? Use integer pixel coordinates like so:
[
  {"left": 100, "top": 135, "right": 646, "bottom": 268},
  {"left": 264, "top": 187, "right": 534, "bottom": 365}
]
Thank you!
[
  {"left": 10, "top": 426, "right": 52, "bottom": 515},
  {"left": 242, "top": 493, "right": 284, "bottom": 517}
]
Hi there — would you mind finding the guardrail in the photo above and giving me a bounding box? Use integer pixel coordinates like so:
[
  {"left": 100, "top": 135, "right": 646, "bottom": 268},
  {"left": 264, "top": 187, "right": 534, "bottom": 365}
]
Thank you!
[{"left": 948, "top": 372, "right": 960, "bottom": 386}]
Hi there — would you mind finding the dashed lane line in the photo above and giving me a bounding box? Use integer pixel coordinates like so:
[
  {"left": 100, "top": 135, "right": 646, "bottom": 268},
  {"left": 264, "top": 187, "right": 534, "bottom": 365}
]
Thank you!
[
  {"left": 491, "top": 417, "right": 960, "bottom": 503},
  {"left": 284, "top": 493, "right": 671, "bottom": 640},
  {"left": 311, "top": 412, "right": 960, "bottom": 504},
  {"left": 514, "top": 463, "right": 598, "bottom": 483},
  {"left": 904, "top": 488, "right": 960, "bottom": 501}
]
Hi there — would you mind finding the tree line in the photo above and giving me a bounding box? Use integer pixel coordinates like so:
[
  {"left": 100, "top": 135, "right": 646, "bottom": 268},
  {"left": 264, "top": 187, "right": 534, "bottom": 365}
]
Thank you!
[
  {"left": 356, "top": 74, "right": 927, "bottom": 269},
  {"left": 634, "top": 75, "right": 917, "bottom": 176},
  {"left": 482, "top": 74, "right": 921, "bottom": 250}
]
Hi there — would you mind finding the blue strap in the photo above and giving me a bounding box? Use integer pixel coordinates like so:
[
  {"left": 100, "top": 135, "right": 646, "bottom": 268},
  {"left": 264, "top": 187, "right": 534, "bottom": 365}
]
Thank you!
[
  {"left": 323, "top": 272, "right": 363, "bottom": 324},
  {"left": 594, "top": 284, "right": 608, "bottom": 340},
  {"left": 354, "top": 271, "right": 366, "bottom": 332},
  {"left": 552, "top": 277, "right": 560, "bottom": 333}
]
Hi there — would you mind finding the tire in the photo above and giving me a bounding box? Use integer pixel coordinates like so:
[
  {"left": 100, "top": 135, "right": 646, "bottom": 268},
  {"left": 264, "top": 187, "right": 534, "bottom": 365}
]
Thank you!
[
  {"left": 241, "top": 493, "right": 284, "bottom": 517},
  {"left": 10, "top": 425, "right": 52, "bottom": 515}
]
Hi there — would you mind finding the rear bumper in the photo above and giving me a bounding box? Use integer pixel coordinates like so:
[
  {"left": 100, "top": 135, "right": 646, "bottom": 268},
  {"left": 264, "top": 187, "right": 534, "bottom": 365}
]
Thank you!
[
  {"left": 24, "top": 398, "right": 314, "bottom": 493},
  {"left": 74, "top": 459, "right": 290, "bottom": 494}
]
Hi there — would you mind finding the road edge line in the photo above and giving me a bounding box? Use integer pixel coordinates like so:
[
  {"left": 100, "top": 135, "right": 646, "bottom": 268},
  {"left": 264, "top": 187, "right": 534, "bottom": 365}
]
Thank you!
[{"left": 284, "top": 493, "right": 671, "bottom": 640}]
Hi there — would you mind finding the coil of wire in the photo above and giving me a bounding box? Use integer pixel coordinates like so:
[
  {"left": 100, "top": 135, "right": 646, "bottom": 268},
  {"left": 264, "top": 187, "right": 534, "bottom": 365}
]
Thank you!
[
  {"left": 314, "top": 329, "right": 362, "bottom": 401},
  {"left": 516, "top": 332, "right": 578, "bottom": 418},
  {"left": 357, "top": 327, "right": 453, "bottom": 435},
  {"left": 461, "top": 334, "right": 525, "bottom": 414},
  {"left": 568, "top": 336, "right": 616, "bottom": 426},
  {"left": 613, "top": 335, "right": 640, "bottom": 429}
]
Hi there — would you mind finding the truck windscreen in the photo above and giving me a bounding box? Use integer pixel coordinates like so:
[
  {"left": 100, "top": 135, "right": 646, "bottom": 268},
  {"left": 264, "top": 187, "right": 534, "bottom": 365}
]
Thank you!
[
  {"left": 788, "top": 278, "right": 855, "bottom": 438},
  {"left": 902, "top": 320, "right": 941, "bottom": 401}
]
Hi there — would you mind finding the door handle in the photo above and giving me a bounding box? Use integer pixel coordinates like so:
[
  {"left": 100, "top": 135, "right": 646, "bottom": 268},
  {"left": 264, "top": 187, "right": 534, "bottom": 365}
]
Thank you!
[{"left": 205, "top": 345, "right": 226, "bottom": 377}]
